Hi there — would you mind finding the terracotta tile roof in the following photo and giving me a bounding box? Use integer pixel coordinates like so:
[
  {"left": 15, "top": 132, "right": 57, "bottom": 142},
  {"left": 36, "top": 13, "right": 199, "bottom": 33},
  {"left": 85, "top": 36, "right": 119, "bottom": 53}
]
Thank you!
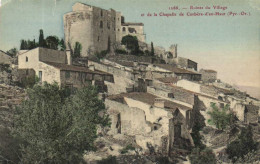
[
  {"left": 155, "top": 64, "right": 201, "bottom": 75},
  {"left": 157, "top": 77, "right": 179, "bottom": 84},
  {"left": 122, "top": 22, "right": 144, "bottom": 26},
  {"left": 108, "top": 92, "right": 192, "bottom": 111},
  {"left": 43, "top": 61, "right": 112, "bottom": 75}
]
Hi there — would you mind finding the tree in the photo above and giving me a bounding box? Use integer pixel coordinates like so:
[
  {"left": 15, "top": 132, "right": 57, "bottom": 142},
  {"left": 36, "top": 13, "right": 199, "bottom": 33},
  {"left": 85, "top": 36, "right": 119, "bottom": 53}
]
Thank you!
[
  {"left": 191, "top": 123, "right": 206, "bottom": 150},
  {"left": 38, "top": 29, "right": 46, "bottom": 47},
  {"left": 207, "top": 103, "right": 232, "bottom": 130},
  {"left": 13, "top": 83, "right": 109, "bottom": 163},
  {"left": 226, "top": 126, "right": 258, "bottom": 163},
  {"left": 121, "top": 35, "right": 139, "bottom": 55},
  {"left": 59, "top": 39, "right": 66, "bottom": 51},
  {"left": 46, "top": 36, "right": 60, "bottom": 50},
  {"left": 73, "top": 42, "right": 82, "bottom": 58},
  {"left": 151, "top": 42, "right": 155, "bottom": 56},
  {"left": 6, "top": 48, "right": 18, "bottom": 57},
  {"left": 20, "top": 40, "right": 27, "bottom": 50}
]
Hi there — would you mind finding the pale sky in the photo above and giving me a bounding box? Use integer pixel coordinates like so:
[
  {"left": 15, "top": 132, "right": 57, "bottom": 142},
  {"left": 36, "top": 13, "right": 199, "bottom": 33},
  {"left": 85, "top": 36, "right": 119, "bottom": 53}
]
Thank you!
[{"left": 0, "top": 0, "right": 260, "bottom": 88}]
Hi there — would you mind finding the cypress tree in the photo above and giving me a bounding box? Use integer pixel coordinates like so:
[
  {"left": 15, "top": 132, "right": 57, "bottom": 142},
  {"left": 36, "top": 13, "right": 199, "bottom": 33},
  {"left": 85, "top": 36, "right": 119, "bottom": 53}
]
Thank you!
[
  {"left": 151, "top": 42, "right": 155, "bottom": 56},
  {"left": 20, "top": 40, "right": 25, "bottom": 50},
  {"left": 39, "top": 29, "right": 45, "bottom": 47}
]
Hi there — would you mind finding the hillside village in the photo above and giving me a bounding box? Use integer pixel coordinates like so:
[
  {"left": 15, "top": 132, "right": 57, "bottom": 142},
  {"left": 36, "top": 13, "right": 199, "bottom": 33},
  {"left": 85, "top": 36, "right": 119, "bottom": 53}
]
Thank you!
[{"left": 0, "top": 2, "right": 260, "bottom": 164}]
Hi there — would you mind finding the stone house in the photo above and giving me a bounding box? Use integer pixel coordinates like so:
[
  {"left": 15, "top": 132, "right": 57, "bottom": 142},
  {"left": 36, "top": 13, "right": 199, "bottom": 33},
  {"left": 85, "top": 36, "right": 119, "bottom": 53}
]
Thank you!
[
  {"left": 18, "top": 47, "right": 113, "bottom": 90},
  {"left": 199, "top": 69, "right": 217, "bottom": 83},
  {"left": 149, "top": 79, "right": 229, "bottom": 127},
  {"left": 106, "top": 92, "right": 194, "bottom": 154},
  {"left": 64, "top": 2, "right": 145, "bottom": 57},
  {"left": 0, "top": 50, "right": 12, "bottom": 65},
  {"left": 154, "top": 64, "right": 201, "bottom": 81}
]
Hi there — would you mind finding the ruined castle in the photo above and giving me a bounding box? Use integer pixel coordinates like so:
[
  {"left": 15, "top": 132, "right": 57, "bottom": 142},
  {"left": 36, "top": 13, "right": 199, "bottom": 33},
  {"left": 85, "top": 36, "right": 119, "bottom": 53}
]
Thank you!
[{"left": 64, "top": 2, "right": 146, "bottom": 57}]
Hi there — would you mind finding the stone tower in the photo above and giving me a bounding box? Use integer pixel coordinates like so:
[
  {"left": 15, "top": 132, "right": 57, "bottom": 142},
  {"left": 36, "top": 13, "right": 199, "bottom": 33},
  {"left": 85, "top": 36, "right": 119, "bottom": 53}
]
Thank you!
[
  {"left": 63, "top": 2, "right": 120, "bottom": 57},
  {"left": 169, "top": 44, "right": 177, "bottom": 58}
]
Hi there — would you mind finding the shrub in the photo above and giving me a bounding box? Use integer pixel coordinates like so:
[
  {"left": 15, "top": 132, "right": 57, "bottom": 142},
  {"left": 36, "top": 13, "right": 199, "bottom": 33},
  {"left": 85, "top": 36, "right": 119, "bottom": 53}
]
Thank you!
[
  {"left": 12, "top": 83, "right": 109, "bottom": 163},
  {"left": 120, "top": 144, "right": 135, "bottom": 154},
  {"left": 121, "top": 35, "right": 139, "bottom": 55},
  {"left": 97, "top": 155, "right": 117, "bottom": 164},
  {"left": 0, "top": 128, "right": 22, "bottom": 164},
  {"left": 155, "top": 156, "right": 170, "bottom": 164},
  {"left": 207, "top": 103, "right": 233, "bottom": 130},
  {"left": 96, "top": 50, "right": 109, "bottom": 59},
  {"left": 226, "top": 126, "right": 258, "bottom": 163},
  {"left": 20, "top": 76, "right": 39, "bottom": 88},
  {"left": 115, "top": 49, "right": 127, "bottom": 54},
  {"left": 189, "top": 147, "right": 216, "bottom": 164}
]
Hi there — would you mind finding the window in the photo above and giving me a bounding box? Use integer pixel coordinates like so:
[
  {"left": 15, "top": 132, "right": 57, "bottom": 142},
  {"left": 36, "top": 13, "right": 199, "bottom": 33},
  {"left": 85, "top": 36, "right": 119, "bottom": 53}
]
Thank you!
[
  {"left": 122, "top": 27, "right": 126, "bottom": 32},
  {"left": 39, "top": 71, "right": 42, "bottom": 82},
  {"left": 168, "top": 93, "right": 174, "bottom": 98},
  {"left": 100, "top": 10, "right": 103, "bottom": 17},
  {"left": 65, "top": 71, "right": 70, "bottom": 79},
  {"left": 100, "top": 21, "right": 103, "bottom": 28},
  {"left": 97, "top": 36, "right": 100, "bottom": 42},
  {"left": 107, "top": 22, "right": 110, "bottom": 29},
  {"left": 26, "top": 56, "right": 28, "bottom": 62}
]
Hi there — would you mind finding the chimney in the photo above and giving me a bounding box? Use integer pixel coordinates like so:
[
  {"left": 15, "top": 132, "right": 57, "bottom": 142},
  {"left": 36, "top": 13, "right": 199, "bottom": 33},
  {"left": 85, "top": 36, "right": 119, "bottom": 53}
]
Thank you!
[
  {"left": 154, "top": 98, "right": 165, "bottom": 108},
  {"left": 89, "top": 65, "right": 95, "bottom": 71},
  {"left": 66, "top": 50, "right": 72, "bottom": 65}
]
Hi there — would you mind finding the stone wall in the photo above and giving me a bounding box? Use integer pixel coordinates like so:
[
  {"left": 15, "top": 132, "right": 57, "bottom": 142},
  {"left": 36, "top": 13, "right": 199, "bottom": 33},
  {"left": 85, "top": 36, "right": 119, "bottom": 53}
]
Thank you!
[
  {"left": 17, "top": 69, "right": 35, "bottom": 82},
  {"left": 177, "top": 57, "right": 197, "bottom": 71},
  {"left": 18, "top": 48, "right": 39, "bottom": 69},
  {"left": 64, "top": 3, "right": 128, "bottom": 56},
  {"left": 64, "top": 11, "right": 94, "bottom": 57},
  {"left": 60, "top": 70, "right": 91, "bottom": 88},
  {"left": 38, "top": 62, "right": 61, "bottom": 84},
  {"left": 177, "top": 79, "right": 201, "bottom": 93},
  {"left": 39, "top": 48, "right": 67, "bottom": 64},
  {"left": 200, "top": 69, "right": 217, "bottom": 83},
  {"left": 92, "top": 6, "right": 117, "bottom": 53}
]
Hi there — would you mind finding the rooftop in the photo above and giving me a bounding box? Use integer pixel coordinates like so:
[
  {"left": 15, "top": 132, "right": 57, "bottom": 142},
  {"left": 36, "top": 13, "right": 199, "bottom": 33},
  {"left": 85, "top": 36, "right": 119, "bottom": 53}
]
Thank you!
[
  {"left": 43, "top": 61, "right": 112, "bottom": 76},
  {"left": 108, "top": 92, "right": 192, "bottom": 111},
  {"left": 157, "top": 77, "right": 179, "bottom": 84},
  {"left": 201, "top": 69, "right": 217, "bottom": 73},
  {"left": 155, "top": 64, "right": 201, "bottom": 75},
  {"left": 166, "top": 84, "right": 226, "bottom": 102}
]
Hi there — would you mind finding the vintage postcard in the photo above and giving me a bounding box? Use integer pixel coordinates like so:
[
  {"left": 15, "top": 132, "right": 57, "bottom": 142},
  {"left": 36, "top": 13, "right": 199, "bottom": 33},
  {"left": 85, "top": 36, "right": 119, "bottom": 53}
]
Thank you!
[{"left": 0, "top": 0, "right": 259, "bottom": 163}]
